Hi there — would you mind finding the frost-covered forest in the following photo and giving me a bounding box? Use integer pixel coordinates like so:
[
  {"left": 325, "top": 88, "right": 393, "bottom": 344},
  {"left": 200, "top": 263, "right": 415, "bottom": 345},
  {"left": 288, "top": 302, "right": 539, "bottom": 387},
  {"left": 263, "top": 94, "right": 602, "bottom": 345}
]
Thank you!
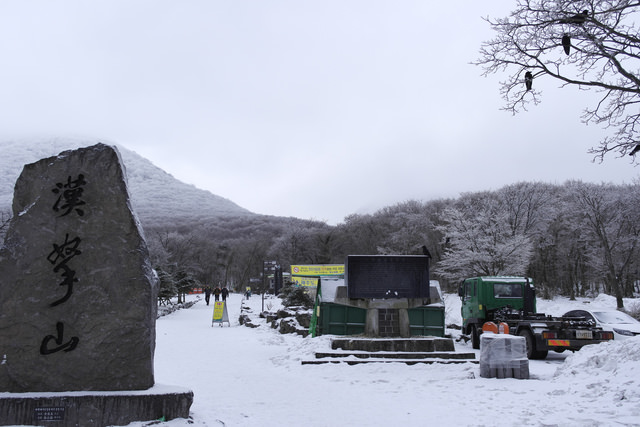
[{"left": 143, "top": 181, "right": 640, "bottom": 311}]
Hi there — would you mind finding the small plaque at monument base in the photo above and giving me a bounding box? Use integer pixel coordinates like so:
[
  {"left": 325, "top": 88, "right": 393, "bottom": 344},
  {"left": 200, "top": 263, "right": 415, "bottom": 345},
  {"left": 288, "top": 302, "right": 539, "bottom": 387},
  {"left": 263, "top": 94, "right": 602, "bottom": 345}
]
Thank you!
[{"left": 34, "top": 406, "right": 65, "bottom": 422}]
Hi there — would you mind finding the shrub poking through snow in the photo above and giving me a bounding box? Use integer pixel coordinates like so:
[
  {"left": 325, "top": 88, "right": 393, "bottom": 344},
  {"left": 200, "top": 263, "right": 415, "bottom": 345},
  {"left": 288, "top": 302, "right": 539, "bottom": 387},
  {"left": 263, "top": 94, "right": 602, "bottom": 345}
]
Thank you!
[{"left": 279, "top": 284, "right": 314, "bottom": 308}]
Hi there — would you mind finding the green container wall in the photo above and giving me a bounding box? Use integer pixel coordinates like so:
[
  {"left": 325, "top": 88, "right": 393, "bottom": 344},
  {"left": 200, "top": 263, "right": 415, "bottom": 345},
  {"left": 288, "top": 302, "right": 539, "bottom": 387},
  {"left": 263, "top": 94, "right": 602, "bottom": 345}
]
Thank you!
[
  {"left": 319, "top": 303, "right": 366, "bottom": 336},
  {"left": 317, "top": 303, "right": 445, "bottom": 337},
  {"left": 407, "top": 306, "right": 445, "bottom": 337}
]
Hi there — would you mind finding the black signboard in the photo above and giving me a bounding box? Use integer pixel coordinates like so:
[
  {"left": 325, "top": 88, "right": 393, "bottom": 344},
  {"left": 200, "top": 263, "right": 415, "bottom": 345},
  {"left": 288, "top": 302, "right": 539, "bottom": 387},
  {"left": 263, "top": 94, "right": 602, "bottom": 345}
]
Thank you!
[{"left": 346, "top": 255, "right": 430, "bottom": 299}]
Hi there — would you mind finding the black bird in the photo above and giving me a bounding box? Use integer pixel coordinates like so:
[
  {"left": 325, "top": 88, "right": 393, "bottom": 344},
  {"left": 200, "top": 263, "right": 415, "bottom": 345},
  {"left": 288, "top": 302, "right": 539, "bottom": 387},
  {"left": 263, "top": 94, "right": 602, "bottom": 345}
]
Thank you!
[
  {"left": 525, "top": 71, "right": 533, "bottom": 91},
  {"left": 560, "top": 10, "right": 589, "bottom": 25},
  {"left": 562, "top": 34, "right": 571, "bottom": 55},
  {"left": 629, "top": 144, "right": 640, "bottom": 156}
]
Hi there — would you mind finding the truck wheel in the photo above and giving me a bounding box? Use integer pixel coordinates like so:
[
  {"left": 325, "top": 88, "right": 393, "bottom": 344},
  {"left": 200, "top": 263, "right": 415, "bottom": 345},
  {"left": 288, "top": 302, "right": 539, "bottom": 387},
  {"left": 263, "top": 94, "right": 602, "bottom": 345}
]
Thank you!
[
  {"left": 471, "top": 325, "right": 480, "bottom": 350},
  {"left": 518, "top": 329, "right": 548, "bottom": 360}
]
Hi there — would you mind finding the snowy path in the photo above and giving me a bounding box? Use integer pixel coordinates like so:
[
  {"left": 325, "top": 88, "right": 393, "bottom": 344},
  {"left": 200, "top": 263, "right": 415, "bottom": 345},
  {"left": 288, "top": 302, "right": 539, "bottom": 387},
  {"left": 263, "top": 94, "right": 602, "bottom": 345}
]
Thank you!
[{"left": 134, "top": 294, "right": 640, "bottom": 427}]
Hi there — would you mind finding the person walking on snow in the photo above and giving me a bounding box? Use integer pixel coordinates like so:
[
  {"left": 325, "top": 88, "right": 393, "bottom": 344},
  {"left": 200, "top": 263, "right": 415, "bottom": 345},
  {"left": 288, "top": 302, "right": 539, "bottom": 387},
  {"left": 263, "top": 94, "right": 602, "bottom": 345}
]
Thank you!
[
  {"left": 214, "top": 286, "right": 221, "bottom": 301},
  {"left": 204, "top": 286, "right": 212, "bottom": 305},
  {"left": 221, "top": 287, "right": 229, "bottom": 302}
]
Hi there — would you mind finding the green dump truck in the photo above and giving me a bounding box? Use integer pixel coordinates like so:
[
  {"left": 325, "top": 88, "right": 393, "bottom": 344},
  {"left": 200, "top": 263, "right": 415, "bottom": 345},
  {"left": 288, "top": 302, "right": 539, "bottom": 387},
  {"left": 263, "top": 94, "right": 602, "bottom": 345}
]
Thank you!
[{"left": 458, "top": 276, "right": 614, "bottom": 359}]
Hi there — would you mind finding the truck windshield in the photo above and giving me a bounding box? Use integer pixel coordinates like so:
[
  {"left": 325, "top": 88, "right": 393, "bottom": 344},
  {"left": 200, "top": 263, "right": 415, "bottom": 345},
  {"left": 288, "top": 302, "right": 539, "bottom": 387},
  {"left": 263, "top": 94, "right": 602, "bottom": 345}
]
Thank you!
[{"left": 493, "top": 283, "right": 522, "bottom": 298}]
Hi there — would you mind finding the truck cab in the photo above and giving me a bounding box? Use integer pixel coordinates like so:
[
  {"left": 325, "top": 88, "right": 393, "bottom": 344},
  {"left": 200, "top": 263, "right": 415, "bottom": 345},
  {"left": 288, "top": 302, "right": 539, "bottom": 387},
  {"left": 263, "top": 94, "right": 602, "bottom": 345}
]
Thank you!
[{"left": 459, "top": 276, "right": 533, "bottom": 349}]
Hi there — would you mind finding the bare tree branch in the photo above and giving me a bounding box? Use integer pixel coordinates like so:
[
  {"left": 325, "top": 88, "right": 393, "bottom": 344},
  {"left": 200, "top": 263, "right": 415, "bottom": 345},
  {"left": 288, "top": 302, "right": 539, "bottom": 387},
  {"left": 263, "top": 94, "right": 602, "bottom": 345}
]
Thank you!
[{"left": 475, "top": 0, "right": 640, "bottom": 161}]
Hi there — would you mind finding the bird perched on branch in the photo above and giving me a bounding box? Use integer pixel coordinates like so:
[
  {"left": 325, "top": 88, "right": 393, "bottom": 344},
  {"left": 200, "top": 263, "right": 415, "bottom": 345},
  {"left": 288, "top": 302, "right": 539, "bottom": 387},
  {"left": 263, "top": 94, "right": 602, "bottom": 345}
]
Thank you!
[
  {"left": 560, "top": 10, "right": 589, "bottom": 25},
  {"left": 629, "top": 144, "right": 640, "bottom": 156},
  {"left": 562, "top": 34, "right": 571, "bottom": 55},
  {"left": 524, "top": 71, "right": 533, "bottom": 91}
]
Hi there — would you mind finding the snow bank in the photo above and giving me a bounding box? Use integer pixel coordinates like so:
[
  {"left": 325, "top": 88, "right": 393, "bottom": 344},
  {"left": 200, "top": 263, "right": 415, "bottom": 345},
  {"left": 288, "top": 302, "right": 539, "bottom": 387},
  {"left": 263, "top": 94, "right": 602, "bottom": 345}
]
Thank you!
[{"left": 554, "top": 337, "right": 640, "bottom": 403}]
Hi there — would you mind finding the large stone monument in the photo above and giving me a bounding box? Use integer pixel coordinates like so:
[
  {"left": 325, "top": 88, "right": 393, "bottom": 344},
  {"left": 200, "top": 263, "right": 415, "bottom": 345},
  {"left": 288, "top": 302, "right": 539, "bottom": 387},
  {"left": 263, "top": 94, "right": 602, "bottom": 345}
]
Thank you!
[{"left": 0, "top": 144, "right": 192, "bottom": 425}]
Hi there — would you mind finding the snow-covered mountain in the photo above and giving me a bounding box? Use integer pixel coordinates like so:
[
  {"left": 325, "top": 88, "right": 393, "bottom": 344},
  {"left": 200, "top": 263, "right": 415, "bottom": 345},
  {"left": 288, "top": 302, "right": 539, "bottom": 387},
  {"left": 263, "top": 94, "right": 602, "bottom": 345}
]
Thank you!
[{"left": 0, "top": 137, "right": 253, "bottom": 226}]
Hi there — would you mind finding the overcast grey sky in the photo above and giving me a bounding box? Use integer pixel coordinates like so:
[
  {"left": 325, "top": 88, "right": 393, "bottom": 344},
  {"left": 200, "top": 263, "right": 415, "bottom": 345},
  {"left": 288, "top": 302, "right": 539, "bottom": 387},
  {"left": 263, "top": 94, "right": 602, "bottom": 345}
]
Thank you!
[{"left": 0, "top": 1, "right": 637, "bottom": 224}]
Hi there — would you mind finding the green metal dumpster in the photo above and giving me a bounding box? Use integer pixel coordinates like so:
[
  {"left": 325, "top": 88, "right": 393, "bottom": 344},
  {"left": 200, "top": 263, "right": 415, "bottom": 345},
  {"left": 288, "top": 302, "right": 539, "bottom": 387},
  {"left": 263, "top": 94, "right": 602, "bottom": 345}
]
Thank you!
[
  {"left": 318, "top": 303, "right": 366, "bottom": 336},
  {"left": 407, "top": 305, "right": 445, "bottom": 337}
]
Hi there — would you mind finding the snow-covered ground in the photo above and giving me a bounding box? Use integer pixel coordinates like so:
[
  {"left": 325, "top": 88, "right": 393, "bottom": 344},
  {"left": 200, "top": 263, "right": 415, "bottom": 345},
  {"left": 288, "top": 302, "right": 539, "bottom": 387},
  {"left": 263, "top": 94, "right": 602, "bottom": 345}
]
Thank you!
[{"left": 131, "top": 293, "right": 640, "bottom": 427}]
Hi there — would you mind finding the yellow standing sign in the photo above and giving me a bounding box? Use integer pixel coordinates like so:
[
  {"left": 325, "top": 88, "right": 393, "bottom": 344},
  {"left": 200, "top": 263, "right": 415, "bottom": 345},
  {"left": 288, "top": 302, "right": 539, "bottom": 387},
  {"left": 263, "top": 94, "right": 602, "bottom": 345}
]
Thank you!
[{"left": 212, "top": 301, "right": 230, "bottom": 327}]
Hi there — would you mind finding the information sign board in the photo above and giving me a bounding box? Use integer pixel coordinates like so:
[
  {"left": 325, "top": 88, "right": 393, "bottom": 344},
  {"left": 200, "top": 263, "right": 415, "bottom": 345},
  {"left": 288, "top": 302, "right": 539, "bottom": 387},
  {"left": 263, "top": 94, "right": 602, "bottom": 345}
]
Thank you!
[
  {"left": 212, "top": 301, "right": 230, "bottom": 326},
  {"left": 346, "top": 255, "right": 430, "bottom": 299}
]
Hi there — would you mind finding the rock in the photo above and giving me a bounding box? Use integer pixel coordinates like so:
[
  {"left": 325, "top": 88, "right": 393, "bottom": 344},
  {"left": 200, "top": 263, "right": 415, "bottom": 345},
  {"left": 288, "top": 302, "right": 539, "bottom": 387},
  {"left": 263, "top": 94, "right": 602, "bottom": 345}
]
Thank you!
[
  {"left": 239, "top": 314, "right": 259, "bottom": 328},
  {"left": 276, "top": 308, "right": 291, "bottom": 319},
  {"left": 265, "top": 313, "right": 278, "bottom": 323},
  {"left": 0, "top": 144, "right": 157, "bottom": 392},
  {"left": 238, "top": 314, "right": 250, "bottom": 325},
  {"left": 279, "top": 318, "right": 299, "bottom": 334},
  {"left": 277, "top": 318, "right": 309, "bottom": 337},
  {"left": 295, "top": 311, "right": 312, "bottom": 328}
]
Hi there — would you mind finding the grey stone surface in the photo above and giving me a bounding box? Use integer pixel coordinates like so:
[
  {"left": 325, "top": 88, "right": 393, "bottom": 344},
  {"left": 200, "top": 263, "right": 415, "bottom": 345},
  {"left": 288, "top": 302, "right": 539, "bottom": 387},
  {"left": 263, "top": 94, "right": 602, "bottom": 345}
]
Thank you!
[
  {"left": 0, "top": 385, "right": 193, "bottom": 426},
  {"left": 0, "top": 144, "right": 157, "bottom": 392}
]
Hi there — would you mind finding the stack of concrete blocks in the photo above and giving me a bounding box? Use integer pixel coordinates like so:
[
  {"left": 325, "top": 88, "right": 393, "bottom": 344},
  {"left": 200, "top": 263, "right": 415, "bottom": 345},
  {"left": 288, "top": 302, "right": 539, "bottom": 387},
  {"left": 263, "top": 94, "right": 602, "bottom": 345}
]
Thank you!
[{"left": 479, "top": 333, "right": 529, "bottom": 379}]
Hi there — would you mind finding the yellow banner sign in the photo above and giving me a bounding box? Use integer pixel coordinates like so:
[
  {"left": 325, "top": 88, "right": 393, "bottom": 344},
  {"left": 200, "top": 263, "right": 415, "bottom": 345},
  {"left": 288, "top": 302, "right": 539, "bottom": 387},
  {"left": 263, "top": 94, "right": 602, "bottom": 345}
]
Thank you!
[
  {"left": 213, "top": 301, "right": 225, "bottom": 321},
  {"left": 290, "top": 264, "right": 344, "bottom": 276},
  {"left": 292, "top": 276, "right": 319, "bottom": 287}
]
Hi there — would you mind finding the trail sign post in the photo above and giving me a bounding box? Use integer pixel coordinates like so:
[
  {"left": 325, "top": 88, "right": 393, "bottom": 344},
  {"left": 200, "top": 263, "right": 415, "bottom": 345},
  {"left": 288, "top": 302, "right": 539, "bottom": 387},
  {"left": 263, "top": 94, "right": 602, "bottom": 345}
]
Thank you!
[
  {"left": 211, "top": 301, "right": 229, "bottom": 327},
  {"left": 262, "top": 260, "right": 278, "bottom": 312}
]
